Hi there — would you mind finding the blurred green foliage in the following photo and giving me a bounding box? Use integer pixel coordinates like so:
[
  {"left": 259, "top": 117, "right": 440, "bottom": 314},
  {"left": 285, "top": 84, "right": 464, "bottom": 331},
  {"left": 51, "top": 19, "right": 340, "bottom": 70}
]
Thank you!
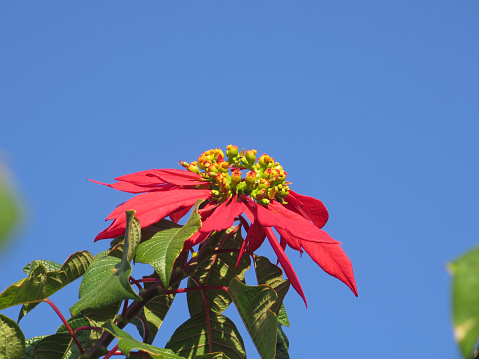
[
  {"left": 450, "top": 247, "right": 479, "bottom": 359},
  {"left": 0, "top": 162, "right": 21, "bottom": 248}
]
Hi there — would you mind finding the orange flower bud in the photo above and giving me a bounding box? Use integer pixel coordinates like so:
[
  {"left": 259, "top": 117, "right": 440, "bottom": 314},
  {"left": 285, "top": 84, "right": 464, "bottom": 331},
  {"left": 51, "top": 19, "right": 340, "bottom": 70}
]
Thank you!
[
  {"left": 258, "top": 154, "right": 273, "bottom": 168},
  {"left": 231, "top": 169, "right": 242, "bottom": 185},
  {"left": 245, "top": 149, "right": 257, "bottom": 166},
  {"left": 226, "top": 144, "right": 238, "bottom": 158},
  {"left": 245, "top": 171, "right": 256, "bottom": 186}
]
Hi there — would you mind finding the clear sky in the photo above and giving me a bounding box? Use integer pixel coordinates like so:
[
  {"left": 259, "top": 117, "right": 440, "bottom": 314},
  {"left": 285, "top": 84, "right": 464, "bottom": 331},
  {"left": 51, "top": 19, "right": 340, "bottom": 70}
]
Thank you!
[{"left": 1, "top": 2, "right": 478, "bottom": 358}]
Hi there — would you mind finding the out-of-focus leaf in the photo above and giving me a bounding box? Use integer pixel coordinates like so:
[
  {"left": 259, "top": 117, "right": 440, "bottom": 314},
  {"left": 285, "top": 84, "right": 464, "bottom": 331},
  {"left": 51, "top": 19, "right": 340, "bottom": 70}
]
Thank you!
[
  {"left": 187, "top": 228, "right": 250, "bottom": 316},
  {"left": 166, "top": 312, "right": 246, "bottom": 359},
  {"left": 70, "top": 211, "right": 141, "bottom": 316},
  {"left": 450, "top": 246, "right": 479, "bottom": 358},
  {"left": 136, "top": 201, "right": 202, "bottom": 287},
  {"left": 0, "top": 163, "right": 21, "bottom": 248},
  {"left": 229, "top": 278, "right": 278, "bottom": 359},
  {"left": 103, "top": 320, "right": 184, "bottom": 358},
  {"left": 0, "top": 313, "right": 25, "bottom": 359}
]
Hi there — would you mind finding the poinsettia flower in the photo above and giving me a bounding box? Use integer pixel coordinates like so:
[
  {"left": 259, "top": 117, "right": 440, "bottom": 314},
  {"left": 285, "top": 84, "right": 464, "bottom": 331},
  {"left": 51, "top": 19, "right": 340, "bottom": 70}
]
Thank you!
[{"left": 91, "top": 146, "right": 358, "bottom": 304}]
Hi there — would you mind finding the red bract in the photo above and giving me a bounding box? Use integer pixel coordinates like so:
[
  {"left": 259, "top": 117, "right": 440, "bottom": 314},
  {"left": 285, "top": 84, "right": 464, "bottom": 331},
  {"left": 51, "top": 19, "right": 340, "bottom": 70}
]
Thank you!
[{"left": 92, "top": 146, "right": 358, "bottom": 304}]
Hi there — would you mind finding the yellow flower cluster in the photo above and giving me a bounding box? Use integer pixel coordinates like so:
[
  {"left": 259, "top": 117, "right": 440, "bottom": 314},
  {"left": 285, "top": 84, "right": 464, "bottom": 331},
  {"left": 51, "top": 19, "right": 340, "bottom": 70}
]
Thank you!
[{"left": 181, "top": 145, "right": 289, "bottom": 205}]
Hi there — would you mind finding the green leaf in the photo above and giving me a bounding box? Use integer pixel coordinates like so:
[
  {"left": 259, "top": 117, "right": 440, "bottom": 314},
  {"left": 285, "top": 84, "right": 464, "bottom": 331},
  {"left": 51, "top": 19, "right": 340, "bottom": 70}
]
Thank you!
[
  {"left": 136, "top": 201, "right": 202, "bottom": 287},
  {"left": 0, "top": 265, "right": 48, "bottom": 310},
  {"left": 23, "top": 260, "right": 61, "bottom": 275},
  {"left": 193, "top": 353, "right": 231, "bottom": 359},
  {"left": 32, "top": 317, "right": 92, "bottom": 359},
  {"left": 0, "top": 251, "right": 94, "bottom": 314},
  {"left": 0, "top": 313, "right": 25, "bottom": 359},
  {"left": 132, "top": 276, "right": 178, "bottom": 344},
  {"left": 275, "top": 325, "right": 289, "bottom": 359},
  {"left": 70, "top": 211, "right": 142, "bottom": 316},
  {"left": 103, "top": 320, "right": 184, "bottom": 358},
  {"left": 59, "top": 317, "right": 92, "bottom": 358},
  {"left": 254, "top": 256, "right": 290, "bottom": 315},
  {"left": 450, "top": 246, "right": 479, "bottom": 358},
  {"left": 229, "top": 278, "right": 278, "bottom": 359},
  {"left": 23, "top": 336, "right": 48, "bottom": 359},
  {"left": 18, "top": 251, "right": 95, "bottom": 321},
  {"left": 187, "top": 228, "right": 250, "bottom": 316},
  {"left": 166, "top": 312, "right": 246, "bottom": 359},
  {"left": 34, "top": 333, "right": 73, "bottom": 359},
  {"left": 277, "top": 305, "right": 290, "bottom": 327}
]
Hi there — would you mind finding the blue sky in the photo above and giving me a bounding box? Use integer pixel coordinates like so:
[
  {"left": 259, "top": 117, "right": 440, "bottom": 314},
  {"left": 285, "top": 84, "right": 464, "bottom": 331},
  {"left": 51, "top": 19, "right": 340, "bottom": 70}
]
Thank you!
[{"left": 1, "top": 1, "right": 478, "bottom": 358}]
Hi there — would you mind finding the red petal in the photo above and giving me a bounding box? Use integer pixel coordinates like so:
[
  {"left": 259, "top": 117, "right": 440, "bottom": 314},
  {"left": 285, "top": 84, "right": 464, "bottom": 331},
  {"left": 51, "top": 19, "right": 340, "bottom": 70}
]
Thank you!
[
  {"left": 149, "top": 169, "right": 206, "bottom": 187},
  {"left": 235, "top": 239, "right": 248, "bottom": 269},
  {"left": 170, "top": 206, "right": 192, "bottom": 223},
  {"left": 183, "top": 231, "right": 210, "bottom": 250},
  {"left": 264, "top": 227, "right": 307, "bottom": 307},
  {"left": 252, "top": 199, "right": 339, "bottom": 244},
  {"left": 95, "top": 189, "right": 211, "bottom": 241},
  {"left": 240, "top": 198, "right": 255, "bottom": 222},
  {"left": 116, "top": 169, "right": 205, "bottom": 187},
  {"left": 276, "top": 228, "right": 302, "bottom": 252},
  {"left": 285, "top": 190, "right": 329, "bottom": 228},
  {"left": 302, "top": 240, "right": 358, "bottom": 297},
  {"left": 89, "top": 179, "right": 177, "bottom": 194},
  {"left": 200, "top": 196, "right": 244, "bottom": 233},
  {"left": 245, "top": 220, "right": 266, "bottom": 252},
  {"left": 114, "top": 170, "right": 168, "bottom": 186}
]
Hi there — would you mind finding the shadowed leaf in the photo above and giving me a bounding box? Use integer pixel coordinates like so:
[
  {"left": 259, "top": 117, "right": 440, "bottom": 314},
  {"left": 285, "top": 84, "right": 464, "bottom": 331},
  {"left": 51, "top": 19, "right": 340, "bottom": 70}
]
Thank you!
[
  {"left": 103, "top": 320, "right": 184, "bottom": 358},
  {"left": 166, "top": 312, "right": 246, "bottom": 359},
  {"left": 23, "top": 336, "right": 48, "bottom": 359},
  {"left": 193, "top": 353, "right": 231, "bottom": 359},
  {"left": 254, "top": 256, "right": 290, "bottom": 315},
  {"left": 187, "top": 228, "right": 250, "bottom": 316},
  {"left": 275, "top": 325, "right": 289, "bottom": 359},
  {"left": 229, "top": 278, "right": 278, "bottom": 359},
  {"left": 132, "top": 275, "right": 178, "bottom": 344}
]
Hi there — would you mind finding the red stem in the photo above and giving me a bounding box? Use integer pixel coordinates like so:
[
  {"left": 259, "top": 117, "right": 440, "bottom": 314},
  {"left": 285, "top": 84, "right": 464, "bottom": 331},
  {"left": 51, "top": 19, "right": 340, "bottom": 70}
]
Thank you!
[
  {"left": 238, "top": 215, "right": 250, "bottom": 231},
  {"left": 163, "top": 285, "right": 228, "bottom": 295},
  {"left": 135, "top": 278, "right": 159, "bottom": 283},
  {"left": 191, "top": 277, "right": 213, "bottom": 353},
  {"left": 103, "top": 344, "right": 119, "bottom": 359},
  {"left": 119, "top": 299, "right": 129, "bottom": 318},
  {"left": 129, "top": 276, "right": 143, "bottom": 291},
  {"left": 42, "top": 299, "right": 84, "bottom": 354}
]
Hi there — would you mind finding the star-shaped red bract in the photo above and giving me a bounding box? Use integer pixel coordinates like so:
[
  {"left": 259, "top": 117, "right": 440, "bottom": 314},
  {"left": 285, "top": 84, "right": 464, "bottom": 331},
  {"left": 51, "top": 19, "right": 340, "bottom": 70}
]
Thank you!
[{"left": 91, "top": 146, "right": 358, "bottom": 305}]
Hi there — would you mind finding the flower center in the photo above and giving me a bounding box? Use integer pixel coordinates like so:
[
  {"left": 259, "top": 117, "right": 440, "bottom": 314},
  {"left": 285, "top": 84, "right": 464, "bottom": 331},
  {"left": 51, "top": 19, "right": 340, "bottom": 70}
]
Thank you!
[{"left": 181, "top": 145, "right": 289, "bottom": 205}]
